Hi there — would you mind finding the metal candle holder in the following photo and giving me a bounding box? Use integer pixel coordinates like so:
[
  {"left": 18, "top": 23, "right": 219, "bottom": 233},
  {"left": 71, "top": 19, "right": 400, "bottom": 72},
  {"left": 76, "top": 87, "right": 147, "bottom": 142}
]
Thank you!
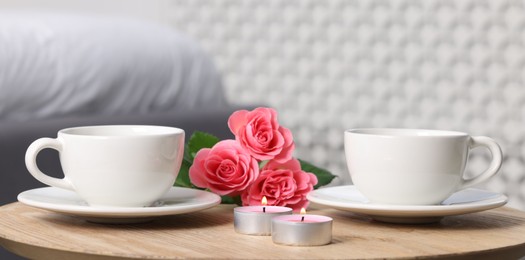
[
  {"left": 271, "top": 214, "right": 333, "bottom": 246},
  {"left": 234, "top": 206, "right": 292, "bottom": 236}
]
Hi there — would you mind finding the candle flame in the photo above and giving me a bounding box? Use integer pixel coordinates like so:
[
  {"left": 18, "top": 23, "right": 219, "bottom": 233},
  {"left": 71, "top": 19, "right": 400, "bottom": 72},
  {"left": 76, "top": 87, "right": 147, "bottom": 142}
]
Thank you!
[
  {"left": 261, "top": 196, "right": 268, "bottom": 206},
  {"left": 300, "top": 208, "right": 306, "bottom": 214}
]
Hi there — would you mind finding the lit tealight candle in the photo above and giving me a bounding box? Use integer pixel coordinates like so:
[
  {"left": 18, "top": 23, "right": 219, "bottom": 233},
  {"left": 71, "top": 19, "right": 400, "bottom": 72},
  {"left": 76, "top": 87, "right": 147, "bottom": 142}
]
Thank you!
[
  {"left": 271, "top": 208, "right": 333, "bottom": 246},
  {"left": 234, "top": 196, "right": 293, "bottom": 236}
]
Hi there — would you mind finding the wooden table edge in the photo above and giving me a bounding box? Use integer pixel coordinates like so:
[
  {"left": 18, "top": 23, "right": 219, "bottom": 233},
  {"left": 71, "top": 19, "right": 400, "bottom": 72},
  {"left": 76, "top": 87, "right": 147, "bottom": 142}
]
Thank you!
[{"left": 2, "top": 235, "right": 525, "bottom": 260}]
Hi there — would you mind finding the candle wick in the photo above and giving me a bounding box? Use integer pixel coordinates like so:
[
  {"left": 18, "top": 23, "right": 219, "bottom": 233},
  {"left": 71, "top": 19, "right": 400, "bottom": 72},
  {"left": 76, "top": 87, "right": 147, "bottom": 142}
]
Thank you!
[
  {"left": 263, "top": 206, "right": 266, "bottom": 213},
  {"left": 301, "top": 216, "right": 304, "bottom": 222}
]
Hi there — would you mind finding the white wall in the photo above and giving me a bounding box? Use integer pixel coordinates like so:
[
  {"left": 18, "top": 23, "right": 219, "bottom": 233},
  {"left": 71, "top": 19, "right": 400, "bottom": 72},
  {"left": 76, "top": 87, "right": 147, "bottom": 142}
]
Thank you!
[{"left": 0, "top": 0, "right": 166, "bottom": 21}]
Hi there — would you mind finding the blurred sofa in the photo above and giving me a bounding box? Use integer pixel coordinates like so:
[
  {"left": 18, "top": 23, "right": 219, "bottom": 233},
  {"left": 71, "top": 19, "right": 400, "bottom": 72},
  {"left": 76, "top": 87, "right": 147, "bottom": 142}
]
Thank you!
[{"left": 0, "top": 11, "right": 240, "bottom": 206}]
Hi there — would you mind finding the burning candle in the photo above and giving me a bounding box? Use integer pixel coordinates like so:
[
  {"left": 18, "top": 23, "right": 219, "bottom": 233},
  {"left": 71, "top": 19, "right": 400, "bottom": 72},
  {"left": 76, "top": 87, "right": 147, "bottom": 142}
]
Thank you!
[
  {"left": 271, "top": 208, "right": 333, "bottom": 246},
  {"left": 234, "top": 196, "right": 293, "bottom": 236}
]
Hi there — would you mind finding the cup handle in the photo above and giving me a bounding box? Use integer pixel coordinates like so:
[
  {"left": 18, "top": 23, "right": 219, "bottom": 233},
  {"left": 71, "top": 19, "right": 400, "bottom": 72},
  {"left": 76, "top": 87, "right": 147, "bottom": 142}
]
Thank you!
[
  {"left": 459, "top": 136, "right": 503, "bottom": 189},
  {"left": 25, "top": 137, "right": 74, "bottom": 191}
]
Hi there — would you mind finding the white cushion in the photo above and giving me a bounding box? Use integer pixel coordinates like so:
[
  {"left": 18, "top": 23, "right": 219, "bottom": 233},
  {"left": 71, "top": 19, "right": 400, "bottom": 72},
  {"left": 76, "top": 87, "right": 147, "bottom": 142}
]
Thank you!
[{"left": 0, "top": 11, "right": 227, "bottom": 121}]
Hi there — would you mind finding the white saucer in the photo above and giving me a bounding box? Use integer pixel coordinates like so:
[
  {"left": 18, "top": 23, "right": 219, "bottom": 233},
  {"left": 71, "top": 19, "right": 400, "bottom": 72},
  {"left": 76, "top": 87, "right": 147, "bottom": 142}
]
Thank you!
[
  {"left": 307, "top": 185, "right": 508, "bottom": 224},
  {"left": 18, "top": 187, "right": 221, "bottom": 224}
]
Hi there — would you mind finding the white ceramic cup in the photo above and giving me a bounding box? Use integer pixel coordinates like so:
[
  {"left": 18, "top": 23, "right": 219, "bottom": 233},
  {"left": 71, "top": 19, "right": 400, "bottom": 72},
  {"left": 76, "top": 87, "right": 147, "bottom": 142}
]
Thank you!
[
  {"left": 344, "top": 128, "right": 503, "bottom": 205},
  {"left": 25, "top": 125, "right": 185, "bottom": 207}
]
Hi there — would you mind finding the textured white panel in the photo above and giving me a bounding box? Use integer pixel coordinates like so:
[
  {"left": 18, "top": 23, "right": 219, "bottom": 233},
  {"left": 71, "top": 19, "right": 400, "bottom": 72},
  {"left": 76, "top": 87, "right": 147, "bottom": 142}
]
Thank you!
[{"left": 164, "top": 0, "right": 525, "bottom": 210}]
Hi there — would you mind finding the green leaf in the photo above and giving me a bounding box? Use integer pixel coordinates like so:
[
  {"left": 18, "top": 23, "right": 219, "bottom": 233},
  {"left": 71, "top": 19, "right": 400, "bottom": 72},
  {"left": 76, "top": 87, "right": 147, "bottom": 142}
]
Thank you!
[
  {"left": 221, "top": 195, "right": 243, "bottom": 205},
  {"left": 188, "top": 131, "right": 220, "bottom": 159},
  {"left": 176, "top": 131, "right": 221, "bottom": 189},
  {"left": 183, "top": 143, "right": 193, "bottom": 164},
  {"left": 298, "top": 159, "right": 337, "bottom": 189},
  {"left": 258, "top": 160, "right": 268, "bottom": 169},
  {"left": 174, "top": 159, "right": 194, "bottom": 188}
]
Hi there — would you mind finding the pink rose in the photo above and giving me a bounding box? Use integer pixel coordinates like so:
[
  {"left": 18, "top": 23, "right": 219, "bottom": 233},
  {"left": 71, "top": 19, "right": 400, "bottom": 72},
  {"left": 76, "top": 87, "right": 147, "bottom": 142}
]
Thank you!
[
  {"left": 189, "top": 140, "right": 259, "bottom": 196},
  {"left": 241, "top": 158, "right": 318, "bottom": 211},
  {"left": 228, "top": 107, "right": 294, "bottom": 163}
]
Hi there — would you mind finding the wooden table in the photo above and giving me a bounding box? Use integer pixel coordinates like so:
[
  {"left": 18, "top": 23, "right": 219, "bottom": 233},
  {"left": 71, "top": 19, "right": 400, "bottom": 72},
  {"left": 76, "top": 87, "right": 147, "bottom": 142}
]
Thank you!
[{"left": 1, "top": 203, "right": 525, "bottom": 259}]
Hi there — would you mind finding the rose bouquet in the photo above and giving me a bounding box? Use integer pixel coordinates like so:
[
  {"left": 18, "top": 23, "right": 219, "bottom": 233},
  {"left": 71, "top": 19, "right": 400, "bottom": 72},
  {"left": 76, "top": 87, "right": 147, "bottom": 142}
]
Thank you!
[{"left": 175, "top": 107, "right": 336, "bottom": 211}]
